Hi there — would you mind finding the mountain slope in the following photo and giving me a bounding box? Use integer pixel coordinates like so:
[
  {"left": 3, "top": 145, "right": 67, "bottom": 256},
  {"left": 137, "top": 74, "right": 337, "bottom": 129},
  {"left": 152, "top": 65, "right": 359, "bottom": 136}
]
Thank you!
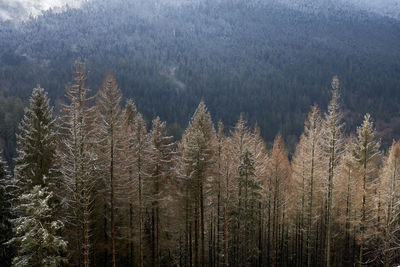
[{"left": 0, "top": 0, "right": 399, "bottom": 152}]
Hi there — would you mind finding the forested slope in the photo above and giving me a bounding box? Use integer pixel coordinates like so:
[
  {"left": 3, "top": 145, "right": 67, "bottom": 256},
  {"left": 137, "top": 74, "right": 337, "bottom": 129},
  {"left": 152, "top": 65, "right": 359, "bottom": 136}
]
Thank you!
[{"left": 1, "top": 0, "right": 400, "bottom": 164}]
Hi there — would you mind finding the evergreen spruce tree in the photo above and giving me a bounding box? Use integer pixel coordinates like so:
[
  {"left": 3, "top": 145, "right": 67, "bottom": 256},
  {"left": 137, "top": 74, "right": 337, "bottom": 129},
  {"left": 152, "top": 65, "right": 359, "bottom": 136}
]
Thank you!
[
  {"left": 121, "top": 99, "right": 139, "bottom": 267},
  {"left": 58, "top": 58, "right": 96, "bottom": 267},
  {"left": 322, "top": 76, "right": 344, "bottom": 267},
  {"left": 182, "top": 100, "right": 217, "bottom": 267},
  {"left": 146, "top": 116, "right": 174, "bottom": 266},
  {"left": 267, "top": 134, "right": 291, "bottom": 266},
  {"left": 291, "top": 105, "right": 323, "bottom": 267},
  {"left": 335, "top": 138, "right": 362, "bottom": 266},
  {"left": 0, "top": 151, "right": 13, "bottom": 266},
  {"left": 131, "top": 107, "right": 147, "bottom": 267},
  {"left": 353, "top": 114, "right": 381, "bottom": 266},
  {"left": 96, "top": 74, "right": 124, "bottom": 267},
  {"left": 378, "top": 141, "right": 400, "bottom": 266},
  {"left": 10, "top": 85, "right": 67, "bottom": 266},
  {"left": 9, "top": 185, "right": 67, "bottom": 266},
  {"left": 237, "top": 149, "right": 261, "bottom": 264},
  {"left": 14, "top": 85, "right": 58, "bottom": 191}
]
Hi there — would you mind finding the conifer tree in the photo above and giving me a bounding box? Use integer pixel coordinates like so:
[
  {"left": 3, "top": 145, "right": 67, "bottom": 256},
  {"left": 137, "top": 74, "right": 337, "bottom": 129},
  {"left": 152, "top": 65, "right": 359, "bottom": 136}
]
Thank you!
[
  {"left": 229, "top": 115, "right": 251, "bottom": 265},
  {"left": 322, "top": 76, "right": 344, "bottom": 267},
  {"left": 14, "top": 85, "right": 58, "bottom": 191},
  {"left": 353, "top": 114, "right": 381, "bottom": 266},
  {"left": 121, "top": 99, "right": 139, "bottom": 267},
  {"left": 58, "top": 58, "right": 96, "bottom": 267},
  {"left": 217, "top": 123, "right": 236, "bottom": 267},
  {"left": 237, "top": 149, "right": 262, "bottom": 265},
  {"left": 133, "top": 111, "right": 147, "bottom": 267},
  {"left": 9, "top": 185, "right": 68, "bottom": 266},
  {"left": 10, "top": 85, "right": 66, "bottom": 266},
  {"left": 182, "top": 100, "right": 217, "bottom": 267},
  {"left": 0, "top": 151, "right": 13, "bottom": 266},
  {"left": 291, "top": 105, "right": 323, "bottom": 267},
  {"left": 96, "top": 74, "right": 124, "bottom": 267},
  {"left": 146, "top": 117, "right": 174, "bottom": 266},
  {"left": 267, "top": 134, "right": 291, "bottom": 266},
  {"left": 121, "top": 99, "right": 149, "bottom": 267},
  {"left": 378, "top": 141, "right": 400, "bottom": 266},
  {"left": 335, "top": 138, "right": 361, "bottom": 266},
  {"left": 249, "top": 125, "right": 268, "bottom": 267}
]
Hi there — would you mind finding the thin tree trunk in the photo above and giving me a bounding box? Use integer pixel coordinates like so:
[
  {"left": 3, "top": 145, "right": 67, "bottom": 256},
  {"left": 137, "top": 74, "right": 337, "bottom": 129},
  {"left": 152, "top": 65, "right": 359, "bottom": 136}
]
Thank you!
[{"left": 111, "top": 137, "right": 116, "bottom": 267}]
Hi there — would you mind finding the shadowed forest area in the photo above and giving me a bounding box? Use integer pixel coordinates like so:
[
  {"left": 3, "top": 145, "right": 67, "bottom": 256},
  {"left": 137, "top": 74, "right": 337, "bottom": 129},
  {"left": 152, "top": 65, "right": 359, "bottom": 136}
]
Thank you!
[
  {"left": 1, "top": 59, "right": 400, "bottom": 266},
  {"left": 1, "top": 0, "right": 400, "bottom": 167}
]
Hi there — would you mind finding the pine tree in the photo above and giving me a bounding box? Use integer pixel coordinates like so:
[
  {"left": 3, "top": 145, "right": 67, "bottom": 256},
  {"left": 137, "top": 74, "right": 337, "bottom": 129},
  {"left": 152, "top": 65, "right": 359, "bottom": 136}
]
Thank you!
[
  {"left": 10, "top": 85, "right": 66, "bottom": 266},
  {"left": 182, "top": 100, "right": 217, "bottom": 267},
  {"left": 58, "top": 58, "right": 96, "bottom": 267},
  {"left": 14, "top": 85, "right": 58, "bottom": 191},
  {"left": 335, "top": 138, "right": 361, "bottom": 266},
  {"left": 9, "top": 185, "right": 67, "bottom": 266},
  {"left": 216, "top": 123, "right": 236, "bottom": 267},
  {"left": 353, "top": 114, "right": 381, "bottom": 266},
  {"left": 322, "top": 76, "right": 344, "bottom": 267},
  {"left": 237, "top": 149, "right": 262, "bottom": 265},
  {"left": 291, "top": 105, "right": 323, "bottom": 267},
  {"left": 121, "top": 99, "right": 139, "bottom": 267},
  {"left": 96, "top": 74, "right": 124, "bottom": 267},
  {"left": 0, "top": 151, "right": 13, "bottom": 266},
  {"left": 146, "top": 116, "right": 174, "bottom": 266},
  {"left": 229, "top": 115, "right": 251, "bottom": 265},
  {"left": 132, "top": 110, "right": 147, "bottom": 267},
  {"left": 267, "top": 134, "right": 291, "bottom": 266},
  {"left": 378, "top": 141, "right": 400, "bottom": 266}
]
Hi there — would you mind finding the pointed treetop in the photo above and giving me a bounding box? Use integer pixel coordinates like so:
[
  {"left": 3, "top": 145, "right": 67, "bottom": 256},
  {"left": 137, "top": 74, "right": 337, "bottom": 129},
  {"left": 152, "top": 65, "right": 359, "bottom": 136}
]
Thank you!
[
  {"left": 331, "top": 75, "right": 340, "bottom": 91},
  {"left": 217, "top": 121, "right": 224, "bottom": 139},
  {"left": 353, "top": 113, "right": 381, "bottom": 164},
  {"left": 73, "top": 57, "right": 87, "bottom": 83},
  {"left": 123, "top": 99, "right": 138, "bottom": 125},
  {"left": 28, "top": 85, "right": 53, "bottom": 116},
  {"left": 151, "top": 116, "right": 166, "bottom": 137},
  {"left": 357, "top": 113, "right": 376, "bottom": 141},
  {"left": 15, "top": 85, "right": 57, "bottom": 189},
  {"left": 392, "top": 140, "right": 400, "bottom": 159},
  {"left": 187, "top": 100, "right": 215, "bottom": 137},
  {"left": 305, "top": 104, "right": 321, "bottom": 130},
  {"left": 272, "top": 133, "right": 286, "bottom": 153}
]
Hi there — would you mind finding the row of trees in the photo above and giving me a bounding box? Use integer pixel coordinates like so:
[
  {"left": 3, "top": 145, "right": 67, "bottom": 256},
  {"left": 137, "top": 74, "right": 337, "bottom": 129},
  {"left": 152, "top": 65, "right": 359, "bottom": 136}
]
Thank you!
[{"left": 1, "top": 59, "right": 400, "bottom": 266}]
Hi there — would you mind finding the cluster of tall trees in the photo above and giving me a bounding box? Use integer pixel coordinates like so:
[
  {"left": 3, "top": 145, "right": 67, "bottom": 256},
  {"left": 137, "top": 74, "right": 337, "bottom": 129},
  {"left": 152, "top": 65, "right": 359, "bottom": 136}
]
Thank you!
[{"left": 1, "top": 59, "right": 400, "bottom": 266}]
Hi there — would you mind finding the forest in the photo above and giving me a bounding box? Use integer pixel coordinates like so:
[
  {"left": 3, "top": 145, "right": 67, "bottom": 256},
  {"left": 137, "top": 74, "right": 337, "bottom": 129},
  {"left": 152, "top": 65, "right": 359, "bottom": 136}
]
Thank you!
[
  {"left": 1, "top": 0, "right": 400, "bottom": 167},
  {"left": 1, "top": 58, "right": 399, "bottom": 266}
]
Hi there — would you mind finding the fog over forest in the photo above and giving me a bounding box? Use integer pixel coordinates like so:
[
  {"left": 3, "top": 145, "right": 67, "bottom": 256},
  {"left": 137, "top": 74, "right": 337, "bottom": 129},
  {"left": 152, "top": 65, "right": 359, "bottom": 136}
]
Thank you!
[{"left": 1, "top": 0, "right": 400, "bottom": 21}]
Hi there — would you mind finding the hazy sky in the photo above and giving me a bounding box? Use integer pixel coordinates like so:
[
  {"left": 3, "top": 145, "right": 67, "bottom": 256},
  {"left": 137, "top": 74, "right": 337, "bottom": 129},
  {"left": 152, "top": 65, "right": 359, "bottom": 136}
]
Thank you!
[
  {"left": 0, "top": 0, "right": 83, "bottom": 20},
  {"left": 0, "top": 0, "right": 398, "bottom": 21}
]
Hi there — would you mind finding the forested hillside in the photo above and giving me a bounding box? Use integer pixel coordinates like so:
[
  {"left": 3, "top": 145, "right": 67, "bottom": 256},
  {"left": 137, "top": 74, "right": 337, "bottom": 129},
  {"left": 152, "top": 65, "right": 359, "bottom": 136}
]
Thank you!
[
  {"left": 1, "top": 60, "right": 400, "bottom": 266},
  {"left": 1, "top": 0, "right": 400, "bottom": 165}
]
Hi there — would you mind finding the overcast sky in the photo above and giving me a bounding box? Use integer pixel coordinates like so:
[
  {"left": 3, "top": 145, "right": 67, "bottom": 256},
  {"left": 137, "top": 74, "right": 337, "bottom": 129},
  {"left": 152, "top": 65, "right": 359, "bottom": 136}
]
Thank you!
[
  {"left": 0, "top": 0, "right": 83, "bottom": 20},
  {"left": 0, "top": 0, "right": 398, "bottom": 21}
]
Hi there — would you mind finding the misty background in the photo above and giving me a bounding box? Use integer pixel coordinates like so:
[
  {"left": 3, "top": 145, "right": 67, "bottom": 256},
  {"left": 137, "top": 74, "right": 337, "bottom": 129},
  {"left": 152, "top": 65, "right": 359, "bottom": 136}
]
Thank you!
[{"left": 1, "top": 0, "right": 400, "bottom": 21}]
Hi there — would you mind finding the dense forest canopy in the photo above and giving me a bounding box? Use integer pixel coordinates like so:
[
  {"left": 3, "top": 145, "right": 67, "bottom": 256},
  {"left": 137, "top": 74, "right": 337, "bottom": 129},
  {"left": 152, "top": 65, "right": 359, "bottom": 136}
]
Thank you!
[
  {"left": 0, "top": 0, "right": 400, "bottom": 165},
  {"left": 1, "top": 62, "right": 400, "bottom": 266}
]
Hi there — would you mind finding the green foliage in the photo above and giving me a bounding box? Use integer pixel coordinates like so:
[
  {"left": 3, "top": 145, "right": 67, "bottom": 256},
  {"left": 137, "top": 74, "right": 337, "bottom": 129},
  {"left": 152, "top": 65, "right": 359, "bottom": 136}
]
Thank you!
[
  {"left": 0, "top": 95, "right": 25, "bottom": 168},
  {"left": 14, "top": 86, "right": 58, "bottom": 190},
  {"left": 0, "top": 151, "right": 14, "bottom": 266},
  {"left": 9, "top": 185, "right": 67, "bottom": 267}
]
